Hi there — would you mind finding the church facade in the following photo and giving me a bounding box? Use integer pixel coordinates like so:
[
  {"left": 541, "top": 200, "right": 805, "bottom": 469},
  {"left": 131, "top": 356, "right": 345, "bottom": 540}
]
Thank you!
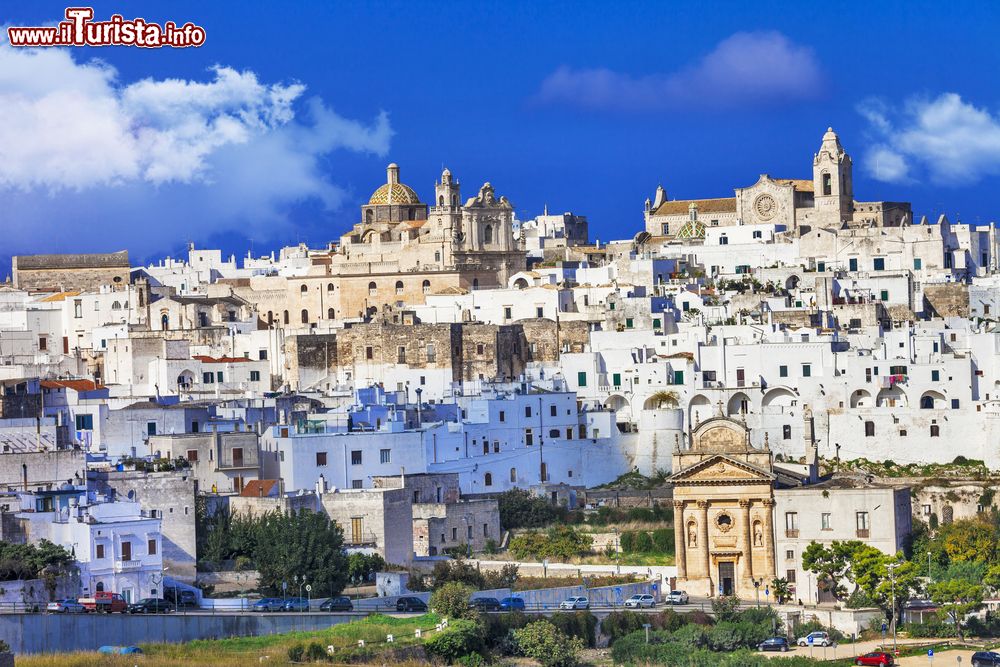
[
  {"left": 644, "top": 128, "right": 912, "bottom": 240},
  {"left": 669, "top": 412, "right": 777, "bottom": 599}
]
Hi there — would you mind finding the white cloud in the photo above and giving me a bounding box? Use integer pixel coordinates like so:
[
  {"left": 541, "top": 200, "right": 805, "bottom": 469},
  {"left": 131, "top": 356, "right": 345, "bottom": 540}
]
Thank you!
[
  {"left": 534, "top": 31, "right": 824, "bottom": 112},
  {"left": 0, "top": 42, "right": 392, "bottom": 255},
  {"left": 858, "top": 93, "right": 1000, "bottom": 185}
]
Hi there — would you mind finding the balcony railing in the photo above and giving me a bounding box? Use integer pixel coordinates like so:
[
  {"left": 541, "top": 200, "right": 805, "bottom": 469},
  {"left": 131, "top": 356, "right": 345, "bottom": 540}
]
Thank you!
[
  {"left": 856, "top": 529, "right": 870, "bottom": 539},
  {"left": 114, "top": 559, "right": 142, "bottom": 572},
  {"left": 785, "top": 529, "right": 799, "bottom": 538}
]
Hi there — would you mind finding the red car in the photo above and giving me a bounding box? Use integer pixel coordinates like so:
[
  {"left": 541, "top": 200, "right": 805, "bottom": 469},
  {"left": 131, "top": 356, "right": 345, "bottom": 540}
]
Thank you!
[{"left": 854, "top": 651, "right": 895, "bottom": 666}]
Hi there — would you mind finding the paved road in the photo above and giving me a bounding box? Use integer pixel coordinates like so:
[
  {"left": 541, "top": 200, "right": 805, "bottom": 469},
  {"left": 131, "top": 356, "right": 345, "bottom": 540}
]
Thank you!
[{"left": 759, "top": 638, "right": 969, "bottom": 662}]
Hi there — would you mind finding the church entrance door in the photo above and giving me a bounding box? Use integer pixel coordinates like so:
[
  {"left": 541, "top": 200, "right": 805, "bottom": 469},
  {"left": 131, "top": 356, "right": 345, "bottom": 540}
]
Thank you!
[{"left": 718, "top": 562, "right": 735, "bottom": 596}]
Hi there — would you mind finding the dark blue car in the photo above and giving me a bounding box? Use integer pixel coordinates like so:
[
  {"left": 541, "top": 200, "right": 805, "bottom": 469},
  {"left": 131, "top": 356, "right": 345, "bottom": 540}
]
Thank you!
[
  {"left": 758, "top": 637, "right": 790, "bottom": 652},
  {"left": 498, "top": 596, "right": 525, "bottom": 611}
]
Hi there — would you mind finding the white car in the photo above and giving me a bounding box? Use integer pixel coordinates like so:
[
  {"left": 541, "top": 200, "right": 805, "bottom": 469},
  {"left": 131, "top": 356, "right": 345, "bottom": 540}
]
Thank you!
[
  {"left": 559, "top": 596, "right": 590, "bottom": 610},
  {"left": 624, "top": 594, "right": 656, "bottom": 609},
  {"left": 796, "top": 631, "right": 831, "bottom": 647},
  {"left": 666, "top": 590, "right": 689, "bottom": 605}
]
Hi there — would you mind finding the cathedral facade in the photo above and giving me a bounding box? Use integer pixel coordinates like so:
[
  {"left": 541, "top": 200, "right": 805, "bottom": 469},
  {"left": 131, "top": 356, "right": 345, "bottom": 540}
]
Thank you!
[{"left": 644, "top": 128, "right": 912, "bottom": 240}]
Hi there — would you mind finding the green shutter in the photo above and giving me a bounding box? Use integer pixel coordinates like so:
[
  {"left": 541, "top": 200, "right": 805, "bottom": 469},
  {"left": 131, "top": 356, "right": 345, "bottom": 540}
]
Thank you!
[
  {"left": 673, "top": 370, "right": 684, "bottom": 385},
  {"left": 612, "top": 373, "right": 621, "bottom": 387},
  {"left": 577, "top": 371, "right": 587, "bottom": 387}
]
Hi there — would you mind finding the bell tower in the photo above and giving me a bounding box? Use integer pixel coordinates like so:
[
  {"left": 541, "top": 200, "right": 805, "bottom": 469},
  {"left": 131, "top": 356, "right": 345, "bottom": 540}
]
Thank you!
[
  {"left": 812, "top": 127, "right": 853, "bottom": 223},
  {"left": 434, "top": 168, "right": 461, "bottom": 209}
]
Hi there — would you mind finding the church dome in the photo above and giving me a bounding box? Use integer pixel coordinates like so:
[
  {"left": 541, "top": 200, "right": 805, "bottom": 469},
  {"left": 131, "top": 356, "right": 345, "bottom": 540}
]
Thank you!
[{"left": 368, "top": 163, "right": 421, "bottom": 205}]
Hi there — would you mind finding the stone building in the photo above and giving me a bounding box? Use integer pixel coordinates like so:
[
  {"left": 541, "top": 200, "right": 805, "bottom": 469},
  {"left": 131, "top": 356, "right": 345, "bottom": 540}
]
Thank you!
[
  {"left": 644, "top": 128, "right": 911, "bottom": 239},
  {"left": 12, "top": 251, "right": 130, "bottom": 292},
  {"left": 668, "top": 412, "right": 777, "bottom": 599},
  {"left": 151, "top": 429, "right": 262, "bottom": 494}
]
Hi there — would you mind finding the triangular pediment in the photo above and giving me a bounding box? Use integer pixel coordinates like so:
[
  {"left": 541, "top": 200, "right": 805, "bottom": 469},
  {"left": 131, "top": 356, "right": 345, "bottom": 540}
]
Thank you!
[{"left": 669, "top": 454, "right": 775, "bottom": 485}]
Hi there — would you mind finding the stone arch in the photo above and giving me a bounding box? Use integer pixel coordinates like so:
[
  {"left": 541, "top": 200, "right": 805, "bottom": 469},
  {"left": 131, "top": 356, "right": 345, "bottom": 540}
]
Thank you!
[
  {"left": 876, "top": 385, "right": 908, "bottom": 407},
  {"left": 761, "top": 387, "right": 796, "bottom": 409},
  {"left": 689, "top": 393, "right": 712, "bottom": 425},
  {"left": 176, "top": 370, "right": 195, "bottom": 390},
  {"left": 849, "top": 388, "right": 872, "bottom": 408},
  {"left": 513, "top": 277, "right": 529, "bottom": 289},
  {"left": 727, "top": 391, "right": 752, "bottom": 416},
  {"left": 920, "top": 390, "right": 946, "bottom": 409},
  {"left": 605, "top": 394, "right": 630, "bottom": 412},
  {"left": 785, "top": 275, "right": 800, "bottom": 291},
  {"left": 300, "top": 284, "right": 308, "bottom": 294}
]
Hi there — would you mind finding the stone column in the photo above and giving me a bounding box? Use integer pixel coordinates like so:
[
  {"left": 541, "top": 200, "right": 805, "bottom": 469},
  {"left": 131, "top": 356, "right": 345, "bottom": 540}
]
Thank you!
[
  {"left": 697, "top": 500, "right": 710, "bottom": 593},
  {"left": 740, "top": 499, "right": 754, "bottom": 583},
  {"left": 673, "top": 500, "right": 686, "bottom": 580},
  {"left": 761, "top": 498, "right": 777, "bottom": 581}
]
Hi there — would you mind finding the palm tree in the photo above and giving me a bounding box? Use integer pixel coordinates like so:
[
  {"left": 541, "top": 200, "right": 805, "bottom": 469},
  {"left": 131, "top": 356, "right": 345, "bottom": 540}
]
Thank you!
[
  {"left": 648, "top": 390, "right": 680, "bottom": 409},
  {"left": 771, "top": 577, "right": 791, "bottom": 604}
]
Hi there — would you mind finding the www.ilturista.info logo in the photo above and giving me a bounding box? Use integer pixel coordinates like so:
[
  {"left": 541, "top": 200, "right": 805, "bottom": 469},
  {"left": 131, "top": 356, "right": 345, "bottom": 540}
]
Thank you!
[{"left": 7, "top": 7, "right": 206, "bottom": 48}]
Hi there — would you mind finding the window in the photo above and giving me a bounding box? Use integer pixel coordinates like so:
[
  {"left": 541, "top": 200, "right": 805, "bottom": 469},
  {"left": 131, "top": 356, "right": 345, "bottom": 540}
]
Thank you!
[
  {"left": 484, "top": 472, "right": 492, "bottom": 486},
  {"left": 626, "top": 318, "right": 634, "bottom": 328},
  {"left": 503, "top": 306, "right": 512, "bottom": 320},
  {"left": 930, "top": 424, "right": 940, "bottom": 437},
  {"left": 525, "top": 429, "right": 534, "bottom": 446},
  {"left": 301, "top": 309, "right": 309, "bottom": 324},
  {"left": 612, "top": 373, "right": 621, "bottom": 387},
  {"left": 785, "top": 549, "right": 794, "bottom": 560},
  {"left": 452, "top": 527, "right": 458, "bottom": 541},
  {"left": 510, "top": 468, "right": 517, "bottom": 483},
  {"left": 397, "top": 346, "right": 406, "bottom": 364},
  {"left": 75, "top": 414, "right": 94, "bottom": 430},
  {"left": 186, "top": 449, "right": 198, "bottom": 462},
  {"left": 719, "top": 236, "right": 729, "bottom": 245},
  {"left": 422, "top": 279, "right": 431, "bottom": 294},
  {"left": 849, "top": 258, "right": 858, "bottom": 272},
  {"left": 874, "top": 258, "right": 885, "bottom": 271},
  {"left": 753, "top": 230, "right": 763, "bottom": 239},
  {"left": 864, "top": 421, "right": 875, "bottom": 437},
  {"left": 498, "top": 410, "right": 505, "bottom": 423},
  {"left": 259, "top": 349, "right": 268, "bottom": 360},
  {"left": 822, "top": 172, "right": 832, "bottom": 196},
  {"left": 817, "top": 261, "right": 825, "bottom": 272},
  {"left": 484, "top": 523, "right": 489, "bottom": 537},
  {"left": 525, "top": 406, "right": 532, "bottom": 418},
  {"left": 785, "top": 512, "right": 798, "bottom": 532},
  {"left": 350, "top": 517, "right": 363, "bottom": 544},
  {"left": 782, "top": 425, "right": 791, "bottom": 440},
  {"left": 801, "top": 364, "right": 811, "bottom": 378},
  {"left": 673, "top": 370, "right": 684, "bottom": 384},
  {"left": 148, "top": 538, "right": 157, "bottom": 555},
  {"left": 550, "top": 404, "right": 557, "bottom": 417},
  {"left": 380, "top": 449, "right": 391, "bottom": 464},
  {"left": 395, "top": 280, "right": 404, "bottom": 295},
  {"left": 930, "top": 370, "right": 940, "bottom": 382},
  {"left": 351, "top": 450, "right": 362, "bottom": 465},
  {"left": 96, "top": 544, "right": 105, "bottom": 559},
  {"left": 856, "top": 511, "right": 870, "bottom": 532},
  {"left": 476, "top": 344, "right": 484, "bottom": 355},
  {"left": 786, "top": 569, "right": 797, "bottom": 583},
  {"left": 121, "top": 541, "right": 132, "bottom": 561},
  {"left": 821, "top": 513, "right": 831, "bottom": 530},
  {"left": 536, "top": 306, "right": 544, "bottom": 318},
  {"left": 368, "top": 282, "right": 377, "bottom": 296},
  {"left": 146, "top": 422, "right": 156, "bottom": 436},
  {"left": 577, "top": 371, "right": 587, "bottom": 387},
  {"left": 316, "top": 452, "right": 327, "bottom": 466},
  {"left": 426, "top": 344, "right": 436, "bottom": 363},
  {"left": 951, "top": 399, "right": 960, "bottom": 409},
  {"left": 74, "top": 300, "right": 82, "bottom": 318},
  {"left": 202, "top": 372, "right": 214, "bottom": 384},
  {"left": 249, "top": 370, "right": 260, "bottom": 382},
  {"left": 494, "top": 441, "right": 500, "bottom": 453},
  {"left": 38, "top": 336, "right": 47, "bottom": 351},
  {"left": 549, "top": 429, "right": 560, "bottom": 438},
  {"left": 914, "top": 258, "right": 922, "bottom": 270},
  {"left": 351, "top": 480, "right": 363, "bottom": 489},
  {"left": 365, "top": 346, "right": 374, "bottom": 360},
  {"left": 216, "top": 371, "right": 224, "bottom": 383},
  {"left": 778, "top": 365, "right": 788, "bottom": 378}
]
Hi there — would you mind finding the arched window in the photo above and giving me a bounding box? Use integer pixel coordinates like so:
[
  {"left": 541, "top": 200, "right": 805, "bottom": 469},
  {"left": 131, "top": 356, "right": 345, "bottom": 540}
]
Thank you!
[
  {"left": 365, "top": 209, "right": 373, "bottom": 224},
  {"left": 327, "top": 308, "right": 335, "bottom": 319},
  {"left": 920, "top": 396, "right": 934, "bottom": 409},
  {"left": 300, "top": 284, "right": 307, "bottom": 294},
  {"left": 438, "top": 195, "right": 444, "bottom": 205},
  {"left": 283, "top": 310, "right": 289, "bottom": 325},
  {"left": 95, "top": 582, "right": 105, "bottom": 593},
  {"left": 484, "top": 225, "right": 493, "bottom": 244},
  {"left": 451, "top": 195, "right": 457, "bottom": 206},
  {"left": 395, "top": 280, "right": 404, "bottom": 295},
  {"left": 822, "top": 172, "right": 832, "bottom": 196},
  {"left": 327, "top": 283, "right": 335, "bottom": 292},
  {"left": 301, "top": 309, "right": 309, "bottom": 324},
  {"left": 484, "top": 472, "right": 493, "bottom": 487},
  {"left": 368, "top": 282, "right": 377, "bottom": 296},
  {"left": 111, "top": 301, "right": 121, "bottom": 310},
  {"left": 266, "top": 311, "right": 274, "bottom": 325},
  {"left": 472, "top": 278, "right": 479, "bottom": 290},
  {"left": 161, "top": 314, "right": 169, "bottom": 330},
  {"left": 422, "top": 279, "right": 431, "bottom": 294},
  {"left": 510, "top": 468, "right": 517, "bottom": 483},
  {"left": 408, "top": 208, "right": 416, "bottom": 221},
  {"left": 864, "top": 421, "right": 875, "bottom": 437}
]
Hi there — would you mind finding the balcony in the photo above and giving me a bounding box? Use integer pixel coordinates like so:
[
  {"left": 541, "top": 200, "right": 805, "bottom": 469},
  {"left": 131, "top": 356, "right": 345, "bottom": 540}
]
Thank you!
[
  {"left": 114, "top": 559, "right": 142, "bottom": 572},
  {"left": 856, "top": 529, "right": 870, "bottom": 539},
  {"left": 785, "top": 529, "right": 799, "bottom": 538}
]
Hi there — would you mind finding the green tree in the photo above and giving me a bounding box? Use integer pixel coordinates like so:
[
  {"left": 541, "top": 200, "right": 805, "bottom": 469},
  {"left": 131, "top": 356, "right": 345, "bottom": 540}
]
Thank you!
[
  {"left": 801, "top": 540, "right": 866, "bottom": 600},
  {"left": 928, "top": 579, "right": 983, "bottom": 638},
  {"left": 851, "top": 548, "right": 920, "bottom": 626},
  {"left": 651, "top": 528, "right": 674, "bottom": 554},
  {"left": 633, "top": 532, "right": 654, "bottom": 553},
  {"left": 514, "top": 620, "right": 585, "bottom": 667},
  {"left": 498, "top": 489, "right": 557, "bottom": 530},
  {"left": 252, "top": 509, "right": 348, "bottom": 597},
  {"left": 770, "top": 578, "right": 792, "bottom": 604},
  {"left": 938, "top": 519, "right": 998, "bottom": 564},
  {"left": 431, "top": 582, "right": 478, "bottom": 620}
]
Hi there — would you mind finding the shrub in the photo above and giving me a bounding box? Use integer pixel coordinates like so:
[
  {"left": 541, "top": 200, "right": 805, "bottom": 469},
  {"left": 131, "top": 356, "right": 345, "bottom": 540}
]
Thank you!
[
  {"left": 498, "top": 488, "right": 557, "bottom": 529},
  {"left": 707, "top": 620, "right": 769, "bottom": 652},
  {"left": 632, "top": 531, "right": 654, "bottom": 553},
  {"left": 425, "top": 619, "right": 484, "bottom": 664},
  {"left": 619, "top": 531, "right": 636, "bottom": 553},
  {"left": 670, "top": 622, "right": 708, "bottom": 648},
  {"left": 711, "top": 595, "right": 742, "bottom": 622},
  {"left": 684, "top": 609, "right": 715, "bottom": 626},
  {"left": 482, "top": 610, "right": 531, "bottom": 649},
  {"left": 287, "top": 643, "right": 305, "bottom": 662},
  {"left": 902, "top": 621, "right": 952, "bottom": 638},
  {"left": 483, "top": 539, "right": 498, "bottom": 555},
  {"left": 514, "top": 620, "right": 585, "bottom": 667},
  {"left": 304, "top": 641, "right": 328, "bottom": 661},
  {"left": 656, "top": 608, "right": 687, "bottom": 632},
  {"left": 549, "top": 610, "right": 598, "bottom": 648},
  {"left": 652, "top": 528, "right": 673, "bottom": 554},
  {"left": 602, "top": 610, "right": 649, "bottom": 644},
  {"left": 431, "top": 582, "right": 478, "bottom": 620}
]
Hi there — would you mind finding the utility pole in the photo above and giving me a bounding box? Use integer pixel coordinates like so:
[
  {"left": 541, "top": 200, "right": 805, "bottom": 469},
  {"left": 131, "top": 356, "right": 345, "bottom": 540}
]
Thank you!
[{"left": 887, "top": 562, "right": 898, "bottom": 656}]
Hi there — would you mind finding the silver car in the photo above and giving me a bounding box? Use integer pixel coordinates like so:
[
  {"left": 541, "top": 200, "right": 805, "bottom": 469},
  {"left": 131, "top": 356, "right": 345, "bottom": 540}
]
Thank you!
[
  {"left": 47, "top": 599, "right": 85, "bottom": 614},
  {"left": 666, "top": 590, "right": 689, "bottom": 605},
  {"left": 624, "top": 594, "right": 656, "bottom": 608},
  {"left": 559, "top": 596, "right": 589, "bottom": 610}
]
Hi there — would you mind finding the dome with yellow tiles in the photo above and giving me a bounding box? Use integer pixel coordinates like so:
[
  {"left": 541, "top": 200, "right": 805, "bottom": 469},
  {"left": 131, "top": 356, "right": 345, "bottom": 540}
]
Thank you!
[{"left": 368, "top": 163, "right": 421, "bottom": 205}]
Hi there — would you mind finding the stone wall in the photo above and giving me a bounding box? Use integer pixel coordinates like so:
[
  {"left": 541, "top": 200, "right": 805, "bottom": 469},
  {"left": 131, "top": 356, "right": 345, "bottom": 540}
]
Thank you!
[
  {"left": 923, "top": 283, "right": 969, "bottom": 318},
  {"left": 0, "top": 449, "right": 85, "bottom": 491}
]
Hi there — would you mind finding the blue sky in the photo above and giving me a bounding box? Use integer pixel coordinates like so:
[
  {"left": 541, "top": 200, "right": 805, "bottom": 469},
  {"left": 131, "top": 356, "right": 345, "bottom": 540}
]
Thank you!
[{"left": 2, "top": 1, "right": 1000, "bottom": 267}]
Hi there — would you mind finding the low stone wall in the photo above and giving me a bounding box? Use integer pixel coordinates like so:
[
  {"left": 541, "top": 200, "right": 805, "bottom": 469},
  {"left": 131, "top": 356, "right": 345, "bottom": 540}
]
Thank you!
[{"left": 0, "top": 611, "right": 366, "bottom": 655}]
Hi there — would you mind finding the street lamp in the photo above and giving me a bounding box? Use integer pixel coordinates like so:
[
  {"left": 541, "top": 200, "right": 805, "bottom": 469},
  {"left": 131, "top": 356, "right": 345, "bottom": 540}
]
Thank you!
[
  {"left": 926, "top": 551, "right": 932, "bottom": 581},
  {"left": 887, "top": 562, "right": 898, "bottom": 656}
]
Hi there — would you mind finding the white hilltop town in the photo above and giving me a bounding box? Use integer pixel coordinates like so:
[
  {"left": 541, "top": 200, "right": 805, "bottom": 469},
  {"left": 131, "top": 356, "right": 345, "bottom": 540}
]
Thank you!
[{"left": 4, "top": 127, "right": 1000, "bottom": 655}]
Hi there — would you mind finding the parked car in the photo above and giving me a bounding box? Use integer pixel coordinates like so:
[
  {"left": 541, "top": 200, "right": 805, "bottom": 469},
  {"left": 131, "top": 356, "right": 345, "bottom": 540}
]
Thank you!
[
  {"left": 624, "top": 594, "right": 656, "bottom": 609},
  {"left": 320, "top": 596, "right": 353, "bottom": 612},
  {"left": 79, "top": 592, "right": 128, "bottom": 613},
  {"left": 396, "top": 596, "right": 427, "bottom": 612},
  {"left": 499, "top": 596, "right": 525, "bottom": 611},
  {"left": 165, "top": 587, "right": 198, "bottom": 608},
  {"left": 559, "top": 596, "right": 589, "bottom": 610},
  {"left": 252, "top": 598, "right": 285, "bottom": 612},
  {"left": 666, "top": 590, "right": 689, "bottom": 605},
  {"left": 757, "top": 637, "right": 790, "bottom": 652},
  {"left": 853, "top": 651, "right": 895, "bottom": 666},
  {"left": 46, "top": 599, "right": 85, "bottom": 614},
  {"left": 283, "top": 597, "right": 309, "bottom": 612},
  {"left": 470, "top": 597, "right": 501, "bottom": 612},
  {"left": 972, "top": 651, "right": 1000, "bottom": 667},
  {"left": 797, "top": 631, "right": 832, "bottom": 647},
  {"left": 127, "top": 598, "right": 173, "bottom": 614}
]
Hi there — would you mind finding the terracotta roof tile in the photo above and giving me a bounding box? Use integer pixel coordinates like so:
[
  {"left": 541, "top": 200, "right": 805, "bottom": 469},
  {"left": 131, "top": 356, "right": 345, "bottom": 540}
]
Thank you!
[{"left": 652, "top": 197, "right": 737, "bottom": 216}]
